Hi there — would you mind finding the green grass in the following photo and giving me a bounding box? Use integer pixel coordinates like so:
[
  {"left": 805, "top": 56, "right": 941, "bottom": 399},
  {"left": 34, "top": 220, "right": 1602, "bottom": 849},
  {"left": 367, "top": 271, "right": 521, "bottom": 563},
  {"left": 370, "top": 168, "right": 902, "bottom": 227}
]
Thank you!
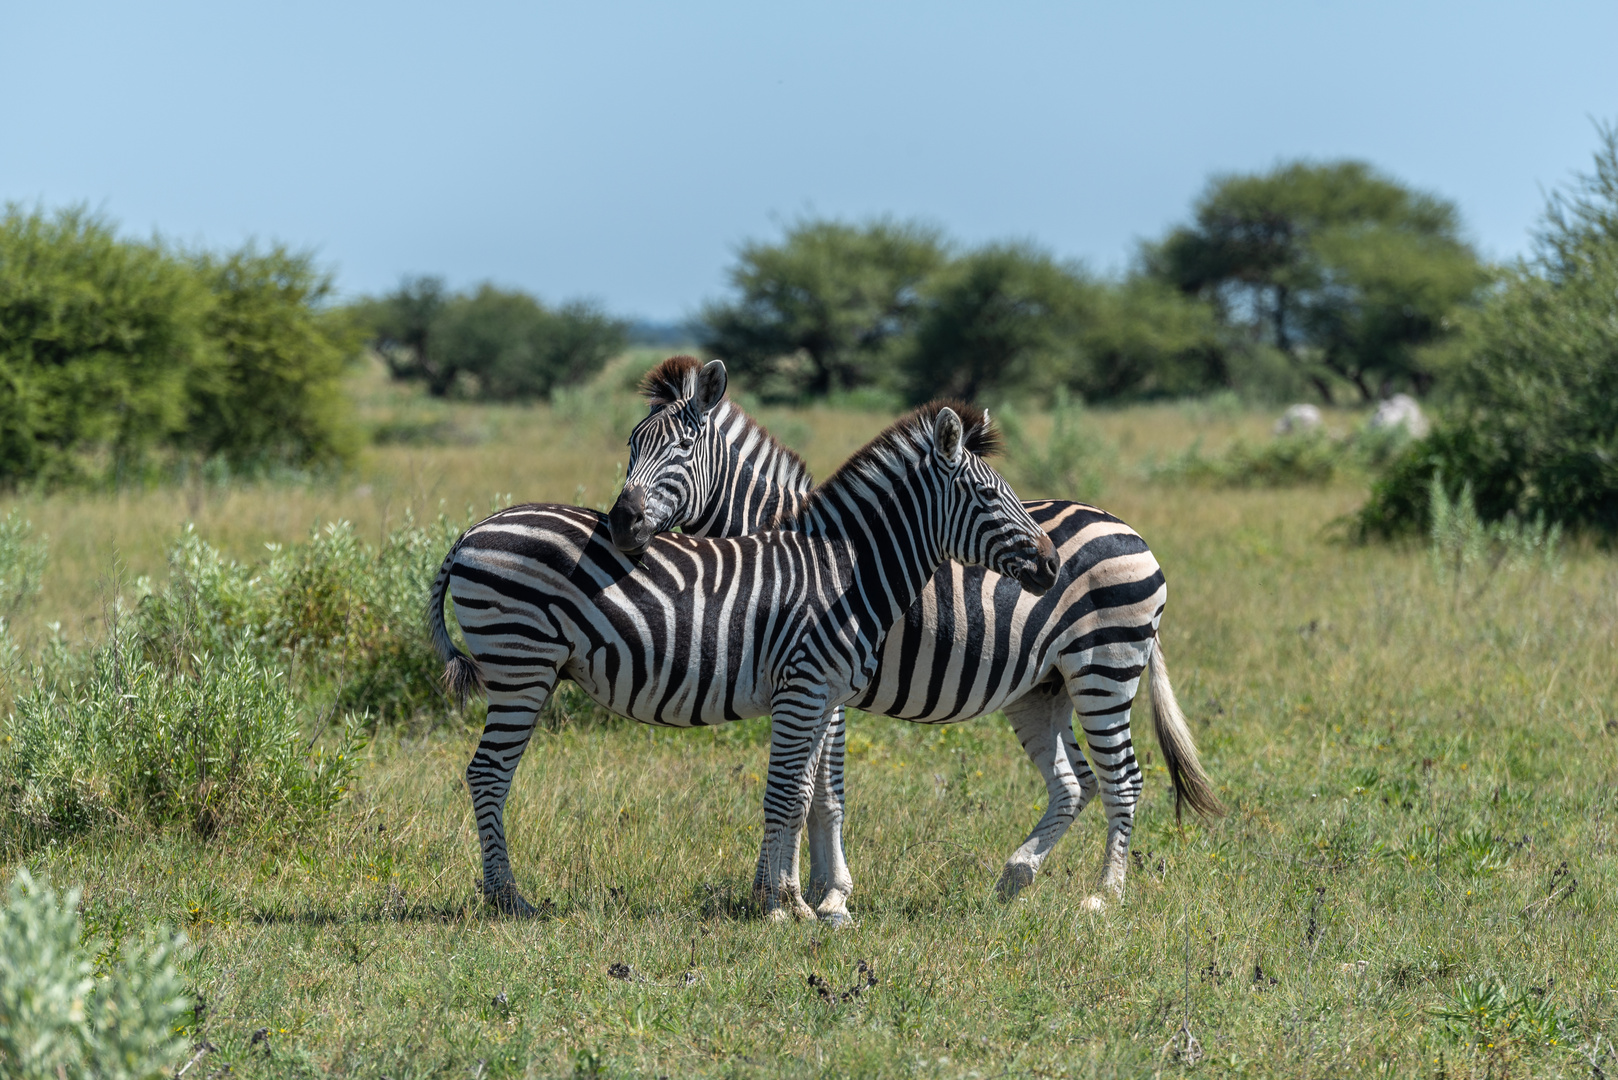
[{"left": 2, "top": 366, "right": 1615, "bottom": 1077}]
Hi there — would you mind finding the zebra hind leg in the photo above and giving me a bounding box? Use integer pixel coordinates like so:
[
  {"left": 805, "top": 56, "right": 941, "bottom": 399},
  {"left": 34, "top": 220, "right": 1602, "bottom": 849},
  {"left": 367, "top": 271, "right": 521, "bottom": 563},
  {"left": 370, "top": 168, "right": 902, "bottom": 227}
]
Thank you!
[
  {"left": 465, "top": 666, "right": 559, "bottom": 916},
  {"left": 995, "top": 680, "right": 1096, "bottom": 901},
  {"left": 1067, "top": 650, "right": 1149, "bottom": 913}
]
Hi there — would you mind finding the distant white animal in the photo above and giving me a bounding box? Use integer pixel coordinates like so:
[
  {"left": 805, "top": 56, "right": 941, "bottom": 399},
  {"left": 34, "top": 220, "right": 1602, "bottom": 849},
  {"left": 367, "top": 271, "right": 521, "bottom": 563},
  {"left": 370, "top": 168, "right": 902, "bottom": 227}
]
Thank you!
[
  {"left": 1274, "top": 403, "right": 1323, "bottom": 436},
  {"left": 1368, "top": 393, "right": 1429, "bottom": 438}
]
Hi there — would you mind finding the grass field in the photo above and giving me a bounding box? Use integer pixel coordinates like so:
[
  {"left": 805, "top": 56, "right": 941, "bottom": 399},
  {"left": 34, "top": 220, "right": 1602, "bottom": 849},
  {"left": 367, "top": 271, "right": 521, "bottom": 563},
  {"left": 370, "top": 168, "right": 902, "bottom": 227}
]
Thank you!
[{"left": 3, "top": 359, "right": 1615, "bottom": 1078}]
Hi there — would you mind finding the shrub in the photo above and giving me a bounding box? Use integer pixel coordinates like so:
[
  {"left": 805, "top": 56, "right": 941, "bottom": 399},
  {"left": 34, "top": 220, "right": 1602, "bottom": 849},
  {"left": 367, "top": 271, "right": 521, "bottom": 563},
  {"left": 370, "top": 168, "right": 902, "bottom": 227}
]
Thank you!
[
  {"left": 4, "top": 623, "right": 359, "bottom": 835},
  {"left": 0, "top": 206, "right": 210, "bottom": 485},
  {"left": 1358, "top": 124, "right": 1618, "bottom": 538},
  {"left": 138, "top": 511, "right": 470, "bottom": 724},
  {"left": 0, "top": 870, "right": 189, "bottom": 1080},
  {"left": 0, "top": 205, "right": 364, "bottom": 487},
  {"left": 1153, "top": 431, "right": 1346, "bottom": 488},
  {"left": 184, "top": 245, "right": 362, "bottom": 469},
  {"left": 0, "top": 508, "right": 47, "bottom": 613}
]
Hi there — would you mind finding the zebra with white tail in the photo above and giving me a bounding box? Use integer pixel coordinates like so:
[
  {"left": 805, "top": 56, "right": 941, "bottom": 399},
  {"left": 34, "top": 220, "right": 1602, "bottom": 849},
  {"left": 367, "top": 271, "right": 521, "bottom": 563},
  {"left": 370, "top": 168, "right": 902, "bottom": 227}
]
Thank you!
[
  {"left": 607, "top": 356, "right": 1223, "bottom": 914},
  {"left": 429, "top": 403, "right": 1057, "bottom": 921}
]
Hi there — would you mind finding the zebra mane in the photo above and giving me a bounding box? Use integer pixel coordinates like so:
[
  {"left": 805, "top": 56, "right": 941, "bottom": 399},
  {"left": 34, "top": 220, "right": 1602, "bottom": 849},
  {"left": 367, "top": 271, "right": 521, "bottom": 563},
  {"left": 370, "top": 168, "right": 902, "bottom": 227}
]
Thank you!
[
  {"left": 640, "top": 353, "right": 814, "bottom": 492},
  {"left": 779, "top": 400, "right": 1001, "bottom": 529},
  {"left": 639, "top": 355, "right": 705, "bottom": 406}
]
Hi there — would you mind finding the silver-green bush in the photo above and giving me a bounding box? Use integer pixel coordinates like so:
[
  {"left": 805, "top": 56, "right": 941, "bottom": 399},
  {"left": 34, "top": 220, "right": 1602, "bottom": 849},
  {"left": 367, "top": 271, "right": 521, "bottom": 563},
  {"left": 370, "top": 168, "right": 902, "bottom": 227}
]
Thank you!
[
  {"left": 0, "top": 870, "right": 188, "bottom": 1080},
  {"left": 0, "top": 509, "right": 47, "bottom": 613},
  {"left": 137, "top": 510, "right": 470, "bottom": 724},
  {"left": 3, "top": 625, "right": 358, "bottom": 835}
]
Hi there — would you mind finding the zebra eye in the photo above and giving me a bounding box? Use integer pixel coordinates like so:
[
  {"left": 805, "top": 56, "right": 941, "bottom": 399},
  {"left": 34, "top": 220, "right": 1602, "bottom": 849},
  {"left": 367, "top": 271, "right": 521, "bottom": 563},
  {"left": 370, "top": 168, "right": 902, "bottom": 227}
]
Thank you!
[{"left": 677, "top": 437, "right": 694, "bottom": 451}]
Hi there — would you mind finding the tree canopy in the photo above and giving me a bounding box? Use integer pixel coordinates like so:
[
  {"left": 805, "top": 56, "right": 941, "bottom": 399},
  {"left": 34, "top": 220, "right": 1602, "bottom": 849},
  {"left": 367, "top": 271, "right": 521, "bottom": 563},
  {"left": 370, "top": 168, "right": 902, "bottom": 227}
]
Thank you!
[
  {"left": 698, "top": 219, "right": 947, "bottom": 399},
  {"left": 1145, "top": 160, "right": 1488, "bottom": 402},
  {"left": 357, "top": 280, "right": 626, "bottom": 401}
]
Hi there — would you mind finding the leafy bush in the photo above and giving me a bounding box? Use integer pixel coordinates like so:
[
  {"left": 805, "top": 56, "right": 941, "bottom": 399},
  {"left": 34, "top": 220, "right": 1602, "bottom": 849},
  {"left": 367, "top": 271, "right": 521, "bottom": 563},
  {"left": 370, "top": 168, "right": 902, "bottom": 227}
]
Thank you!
[
  {"left": 184, "top": 245, "right": 362, "bottom": 468},
  {"left": 1153, "top": 431, "right": 1347, "bottom": 488},
  {"left": 4, "top": 623, "right": 359, "bottom": 835},
  {"left": 1358, "top": 124, "right": 1618, "bottom": 538},
  {"left": 359, "top": 279, "right": 626, "bottom": 401},
  {"left": 0, "top": 206, "right": 209, "bottom": 485},
  {"left": 1429, "top": 979, "right": 1575, "bottom": 1050},
  {"left": 0, "top": 870, "right": 189, "bottom": 1080},
  {"left": 137, "top": 512, "right": 470, "bottom": 724},
  {"left": 0, "top": 205, "right": 362, "bottom": 487},
  {"left": 0, "top": 508, "right": 47, "bottom": 612}
]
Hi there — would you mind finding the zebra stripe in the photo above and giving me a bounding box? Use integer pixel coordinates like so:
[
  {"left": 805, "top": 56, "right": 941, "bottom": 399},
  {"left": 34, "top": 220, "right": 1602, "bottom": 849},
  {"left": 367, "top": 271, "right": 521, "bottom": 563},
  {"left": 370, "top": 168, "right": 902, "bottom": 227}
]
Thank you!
[
  {"left": 430, "top": 404, "right": 1057, "bottom": 921},
  {"left": 607, "top": 356, "right": 1222, "bottom": 912}
]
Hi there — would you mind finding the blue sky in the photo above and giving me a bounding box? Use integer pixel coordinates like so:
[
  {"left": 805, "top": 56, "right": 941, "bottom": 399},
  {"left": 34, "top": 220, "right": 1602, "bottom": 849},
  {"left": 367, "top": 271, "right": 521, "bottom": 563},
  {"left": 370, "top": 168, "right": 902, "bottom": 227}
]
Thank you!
[{"left": 4, "top": 2, "right": 1615, "bottom": 319}]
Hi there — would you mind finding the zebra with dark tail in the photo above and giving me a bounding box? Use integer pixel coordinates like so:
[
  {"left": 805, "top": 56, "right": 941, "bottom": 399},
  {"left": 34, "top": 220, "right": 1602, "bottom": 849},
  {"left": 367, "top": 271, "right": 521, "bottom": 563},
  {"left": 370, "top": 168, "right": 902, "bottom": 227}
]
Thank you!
[
  {"left": 607, "top": 356, "right": 1223, "bottom": 915},
  {"left": 429, "top": 403, "right": 1057, "bottom": 920}
]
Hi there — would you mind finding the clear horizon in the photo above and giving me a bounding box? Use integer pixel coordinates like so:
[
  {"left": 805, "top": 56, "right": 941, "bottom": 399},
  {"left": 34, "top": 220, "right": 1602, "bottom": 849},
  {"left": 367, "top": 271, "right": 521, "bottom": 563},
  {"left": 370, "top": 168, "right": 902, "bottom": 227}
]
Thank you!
[{"left": 5, "top": 1, "right": 1616, "bottom": 320}]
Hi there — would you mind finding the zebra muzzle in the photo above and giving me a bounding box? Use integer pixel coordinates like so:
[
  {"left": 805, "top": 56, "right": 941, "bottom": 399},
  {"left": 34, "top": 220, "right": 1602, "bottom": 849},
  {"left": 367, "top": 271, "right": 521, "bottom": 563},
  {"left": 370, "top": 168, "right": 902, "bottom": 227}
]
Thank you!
[
  {"left": 608, "top": 483, "right": 655, "bottom": 555},
  {"left": 1008, "top": 533, "right": 1059, "bottom": 595}
]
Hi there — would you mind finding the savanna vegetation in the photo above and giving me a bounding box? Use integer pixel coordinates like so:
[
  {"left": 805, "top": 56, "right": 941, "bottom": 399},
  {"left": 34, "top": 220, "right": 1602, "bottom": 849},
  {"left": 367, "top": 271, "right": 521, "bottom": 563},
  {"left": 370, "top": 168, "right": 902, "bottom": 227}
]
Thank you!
[{"left": 0, "top": 129, "right": 1616, "bottom": 1078}]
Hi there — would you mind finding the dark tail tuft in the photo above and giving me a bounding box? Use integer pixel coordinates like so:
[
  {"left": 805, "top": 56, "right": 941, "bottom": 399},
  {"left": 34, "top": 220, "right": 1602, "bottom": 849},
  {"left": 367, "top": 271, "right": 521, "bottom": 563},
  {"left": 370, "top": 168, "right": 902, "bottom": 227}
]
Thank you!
[{"left": 427, "top": 541, "right": 485, "bottom": 707}]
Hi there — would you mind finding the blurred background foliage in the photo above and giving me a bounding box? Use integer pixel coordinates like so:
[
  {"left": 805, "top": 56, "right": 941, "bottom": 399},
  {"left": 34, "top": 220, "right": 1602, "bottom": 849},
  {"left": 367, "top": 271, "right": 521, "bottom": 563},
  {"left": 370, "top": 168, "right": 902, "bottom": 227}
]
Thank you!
[{"left": 4, "top": 129, "right": 1618, "bottom": 541}]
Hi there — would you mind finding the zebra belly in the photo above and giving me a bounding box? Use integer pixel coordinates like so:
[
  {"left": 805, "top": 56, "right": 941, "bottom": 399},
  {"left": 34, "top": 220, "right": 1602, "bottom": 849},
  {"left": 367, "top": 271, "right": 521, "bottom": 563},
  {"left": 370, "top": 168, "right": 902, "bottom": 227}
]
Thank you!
[{"left": 852, "top": 501, "right": 1167, "bottom": 722}]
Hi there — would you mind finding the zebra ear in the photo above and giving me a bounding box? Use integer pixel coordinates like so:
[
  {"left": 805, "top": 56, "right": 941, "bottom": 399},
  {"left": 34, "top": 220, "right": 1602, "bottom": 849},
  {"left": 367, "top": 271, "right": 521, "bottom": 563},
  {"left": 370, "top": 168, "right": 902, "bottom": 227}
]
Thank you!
[
  {"left": 695, "top": 360, "right": 728, "bottom": 415},
  {"left": 934, "top": 407, "right": 964, "bottom": 466}
]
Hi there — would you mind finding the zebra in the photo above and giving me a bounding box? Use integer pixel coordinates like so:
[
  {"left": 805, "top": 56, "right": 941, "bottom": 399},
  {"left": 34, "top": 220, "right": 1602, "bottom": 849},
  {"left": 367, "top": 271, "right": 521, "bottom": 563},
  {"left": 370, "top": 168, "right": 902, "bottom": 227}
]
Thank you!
[
  {"left": 428, "top": 402, "right": 1058, "bottom": 921},
  {"left": 607, "top": 356, "right": 1223, "bottom": 915}
]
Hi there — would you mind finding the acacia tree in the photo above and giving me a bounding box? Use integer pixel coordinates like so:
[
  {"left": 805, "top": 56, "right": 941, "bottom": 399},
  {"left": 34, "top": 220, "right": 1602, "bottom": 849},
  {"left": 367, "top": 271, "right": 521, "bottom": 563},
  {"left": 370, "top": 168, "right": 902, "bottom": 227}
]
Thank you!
[
  {"left": 698, "top": 218, "right": 947, "bottom": 399},
  {"left": 358, "top": 278, "right": 625, "bottom": 400},
  {"left": 1145, "top": 161, "right": 1487, "bottom": 402},
  {"left": 898, "top": 244, "right": 1089, "bottom": 403}
]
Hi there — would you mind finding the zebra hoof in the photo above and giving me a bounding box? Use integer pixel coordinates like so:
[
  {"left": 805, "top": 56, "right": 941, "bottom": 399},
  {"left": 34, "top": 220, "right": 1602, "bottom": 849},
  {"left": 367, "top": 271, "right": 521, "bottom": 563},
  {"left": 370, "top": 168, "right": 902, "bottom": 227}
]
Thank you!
[
  {"left": 1078, "top": 894, "right": 1108, "bottom": 914},
  {"left": 817, "top": 908, "right": 853, "bottom": 929},
  {"left": 486, "top": 883, "right": 539, "bottom": 918},
  {"left": 995, "top": 863, "right": 1035, "bottom": 901}
]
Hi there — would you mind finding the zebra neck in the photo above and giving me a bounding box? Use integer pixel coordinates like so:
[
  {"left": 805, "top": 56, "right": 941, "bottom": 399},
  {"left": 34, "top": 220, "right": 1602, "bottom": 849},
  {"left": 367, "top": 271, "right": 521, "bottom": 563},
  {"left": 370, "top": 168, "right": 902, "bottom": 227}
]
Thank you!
[
  {"left": 797, "top": 479, "right": 943, "bottom": 632},
  {"left": 688, "top": 406, "right": 815, "bottom": 536}
]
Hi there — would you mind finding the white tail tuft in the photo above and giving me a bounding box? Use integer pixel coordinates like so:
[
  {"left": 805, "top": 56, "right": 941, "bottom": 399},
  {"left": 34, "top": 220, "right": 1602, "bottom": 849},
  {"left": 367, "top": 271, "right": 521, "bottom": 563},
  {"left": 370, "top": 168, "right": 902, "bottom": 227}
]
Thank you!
[{"left": 1148, "top": 632, "right": 1224, "bottom": 820}]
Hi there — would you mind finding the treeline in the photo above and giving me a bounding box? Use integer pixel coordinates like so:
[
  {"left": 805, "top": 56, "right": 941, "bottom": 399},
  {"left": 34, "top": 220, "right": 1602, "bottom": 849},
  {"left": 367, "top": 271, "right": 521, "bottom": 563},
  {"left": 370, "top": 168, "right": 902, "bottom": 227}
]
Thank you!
[
  {"left": 353, "top": 277, "right": 626, "bottom": 401},
  {"left": 697, "top": 160, "right": 1488, "bottom": 406},
  {"left": 0, "top": 206, "right": 358, "bottom": 486}
]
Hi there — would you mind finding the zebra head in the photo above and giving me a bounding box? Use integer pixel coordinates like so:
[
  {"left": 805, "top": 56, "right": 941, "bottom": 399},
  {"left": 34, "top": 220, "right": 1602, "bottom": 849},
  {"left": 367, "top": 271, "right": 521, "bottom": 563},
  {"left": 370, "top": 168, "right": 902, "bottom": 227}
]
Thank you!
[
  {"left": 609, "top": 356, "right": 728, "bottom": 555},
  {"left": 926, "top": 405, "right": 1058, "bottom": 595}
]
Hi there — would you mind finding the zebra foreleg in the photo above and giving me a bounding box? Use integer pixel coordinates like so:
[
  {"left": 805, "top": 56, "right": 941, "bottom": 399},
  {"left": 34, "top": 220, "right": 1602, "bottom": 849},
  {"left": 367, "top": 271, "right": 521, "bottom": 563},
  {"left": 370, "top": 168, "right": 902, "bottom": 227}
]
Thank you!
[
  {"left": 465, "top": 668, "right": 558, "bottom": 916},
  {"left": 754, "top": 687, "right": 832, "bottom": 923},
  {"left": 995, "top": 685, "right": 1096, "bottom": 901},
  {"left": 804, "top": 706, "right": 854, "bottom": 926}
]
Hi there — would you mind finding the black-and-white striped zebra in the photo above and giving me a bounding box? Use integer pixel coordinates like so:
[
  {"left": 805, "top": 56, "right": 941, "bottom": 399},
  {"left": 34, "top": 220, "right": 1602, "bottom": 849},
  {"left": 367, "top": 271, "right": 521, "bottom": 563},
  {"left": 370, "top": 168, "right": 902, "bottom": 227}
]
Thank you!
[
  {"left": 607, "top": 356, "right": 1223, "bottom": 914},
  {"left": 429, "top": 403, "right": 1058, "bottom": 920}
]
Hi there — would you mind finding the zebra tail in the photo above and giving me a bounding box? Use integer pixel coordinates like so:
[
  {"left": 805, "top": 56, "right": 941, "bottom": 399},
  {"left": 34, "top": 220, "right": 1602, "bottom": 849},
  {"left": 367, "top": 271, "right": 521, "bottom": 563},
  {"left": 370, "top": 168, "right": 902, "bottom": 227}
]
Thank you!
[
  {"left": 1148, "top": 631, "right": 1224, "bottom": 821},
  {"left": 427, "top": 542, "right": 484, "bottom": 707}
]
